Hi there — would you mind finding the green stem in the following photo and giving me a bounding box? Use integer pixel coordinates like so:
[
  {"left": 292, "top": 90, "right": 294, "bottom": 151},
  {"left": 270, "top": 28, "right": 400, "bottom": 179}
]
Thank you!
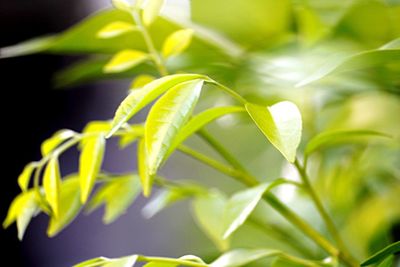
[
  {"left": 207, "top": 80, "right": 247, "bottom": 104},
  {"left": 137, "top": 256, "right": 207, "bottom": 267}
]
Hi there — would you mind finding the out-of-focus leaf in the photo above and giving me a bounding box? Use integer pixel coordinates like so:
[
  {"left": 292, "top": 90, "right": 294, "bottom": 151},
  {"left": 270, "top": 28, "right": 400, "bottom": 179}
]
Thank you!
[
  {"left": 138, "top": 139, "right": 151, "bottom": 197},
  {"left": 41, "top": 129, "right": 76, "bottom": 156},
  {"left": 162, "top": 29, "right": 194, "bottom": 58},
  {"left": 79, "top": 136, "right": 105, "bottom": 203},
  {"left": 43, "top": 158, "right": 62, "bottom": 218},
  {"left": 377, "top": 255, "right": 394, "bottom": 267},
  {"left": 0, "top": 36, "right": 56, "bottom": 58},
  {"left": 143, "top": 255, "right": 206, "bottom": 267},
  {"left": 17, "top": 162, "right": 37, "bottom": 192},
  {"left": 145, "top": 79, "right": 203, "bottom": 176},
  {"left": 192, "top": 190, "right": 229, "bottom": 251},
  {"left": 104, "top": 50, "right": 149, "bottom": 73},
  {"left": 296, "top": 37, "right": 400, "bottom": 87},
  {"left": 143, "top": 0, "right": 165, "bottom": 26},
  {"left": 305, "top": 130, "right": 391, "bottom": 157},
  {"left": 74, "top": 255, "right": 138, "bottom": 267},
  {"left": 87, "top": 175, "right": 141, "bottom": 224},
  {"left": 210, "top": 249, "right": 280, "bottom": 267},
  {"left": 130, "top": 74, "right": 156, "bottom": 90},
  {"left": 246, "top": 101, "right": 302, "bottom": 163},
  {"left": 361, "top": 241, "right": 400, "bottom": 266},
  {"left": 97, "top": 21, "right": 137, "bottom": 39},
  {"left": 112, "top": 0, "right": 133, "bottom": 12},
  {"left": 47, "top": 176, "right": 81, "bottom": 237},
  {"left": 119, "top": 125, "right": 144, "bottom": 148},
  {"left": 83, "top": 121, "right": 112, "bottom": 134},
  {"left": 3, "top": 190, "right": 40, "bottom": 240},
  {"left": 107, "top": 74, "right": 204, "bottom": 138}
]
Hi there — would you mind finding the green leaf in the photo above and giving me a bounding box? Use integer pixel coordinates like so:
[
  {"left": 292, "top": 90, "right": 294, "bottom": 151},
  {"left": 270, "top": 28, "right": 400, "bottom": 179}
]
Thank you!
[
  {"left": 87, "top": 175, "right": 141, "bottom": 224},
  {"left": 0, "top": 36, "right": 56, "bottom": 59},
  {"left": 79, "top": 136, "right": 105, "bottom": 203},
  {"left": 97, "top": 21, "right": 137, "bottom": 39},
  {"left": 192, "top": 190, "right": 229, "bottom": 251},
  {"left": 83, "top": 121, "right": 112, "bottom": 134},
  {"left": 210, "top": 249, "right": 280, "bottom": 267},
  {"left": 43, "top": 158, "right": 62, "bottom": 217},
  {"left": 296, "top": 37, "right": 400, "bottom": 87},
  {"left": 143, "top": 255, "right": 206, "bottom": 267},
  {"left": 3, "top": 190, "right": 40, "bottom": 240},
  {"left": 305, "top": 130, "right": 391, "bottom": 157},
  {"left": 107, "top": 74, "right": 204, "bottom": 138},
  {"left": 222, "top": 180, "right": 287, "bottom": 239},
  {"left": 143, "top": 0, "right": 165, "bottom": 26},
  {"left": 119, "top": 125, "right": 144, "bottom": 148},
  {"left": 145, "top": 79, "right": 204, "bottom": 176},
  {"left": 377, "top": 256, "right": 394, "bottom": 267},
  {"left": 104, "top": 50, "right": 149, "bottom": 73},
  {"left": 361, "top": 241, "right": 400, "bottom": 266},
  {"left": 138, "top": 138, "right": 152, "bottom": 197},
  {"left": 41, "top": 129, "right": 76, "bottom": 156},
  {"left": 17, "top": 162, "right": 37, "bottom": 191},
  {"left": 112, "top": 0, "right": 133, "bottom": 12},
  {"left": 167, "top": 106, "right": 245, "bottom": 156},
  {"left": 162, "top": 29, "right": 194, "bottom": 58},
  {"left": 73, "top": 257, "right": 109, "bottom": 267},
  {"left": 246, "top": 101, "right": 302, "bottom": 163},
  {"left": 130, "top": 74, "right": 156, "bottom": 90},
  {"left": 47, "top": 176, "right": 81, "bottom": 237},
  {"left": 74, "top": 255, "right": 138, "bottom": 267}
]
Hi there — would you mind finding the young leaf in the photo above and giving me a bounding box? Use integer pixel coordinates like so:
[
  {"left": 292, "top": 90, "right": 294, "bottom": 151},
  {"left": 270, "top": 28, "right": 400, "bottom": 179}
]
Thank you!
[
  {"left": 97, "top": 21, "right": 137, "bottom": 39},
  {"left": 104, "top": 50, "right": 149, "bottom": 73},
  {"left": 18, "top": 162, "right": 37, "bottom": 191},
  {"left": 246, "top": 101, "right": 302, "bottom": 163},
  {"left": 79, "top": 136, "right": 105, "bottom": 203},
  {"left": 145, "top": 79, "right": 204, "bottom": 176},
  {"left": 119, "top": 125, "right": 144, "bottom": 148},
  {"left": 143, "top": 0, "right": 165, "bottom": 26},
  {"left": 73, "top": 257, "right": 109, "bottom": 267},
  {"left": 138, "top": 138, "right": 152, "bottom": 197},
  {"left": 87, "top": 175, "right": 141, "bottom": 224},
  {"left": 43, "top": 158, "right": 62, "bottom": 217},
  {"left": 192, "top": 190, "right": 229, "bottom": 251},
  {"left": 3, "top": 190, "right": 40, "bottom": 240},
  {"left": 103, "top": 255, "right": 138, "bottom": 267},
  {"left": 305, "top": 130, "right": 391, "bottom": 157},
  {"left": 107, "top": 74, "right": 204, "bottom": 138},
  {"left": 143, "top": 255, "right": 205, "bottom": 267},
  {"left": 41, "top": 129, "right": 76, "bottom": 156},
  {"left": 210, "top": 249, "right": 280, "bottom": 267},
  {"left": 162, "top": 29, "right": 194, "bottom": 58},
  {"left": 47, "top": 176, "right": 81, "bottom": 237},
  {"left": 142, "top": 189, "right": 188, "bottom": 219},
  {"left": 222, "top": 180, "right": 286, "bottom": 239},
  {"left": 130, "top": 74, "right": 155, "bottom": 90},
  {"left": 361, "top": 241, "right": 400, "bottom": 266},
  {"left": 112, "top": 0, "right": 133, "bottom": 12},
  {"left": 83, "top": 121, "right": 112, "bottom": 134}
]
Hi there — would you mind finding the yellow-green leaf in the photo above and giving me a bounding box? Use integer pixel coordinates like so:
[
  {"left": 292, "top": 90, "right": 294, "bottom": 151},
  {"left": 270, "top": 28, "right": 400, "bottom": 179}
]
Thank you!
[
  {"left": 43, "top": 158, "right": 62, "bottom": 218},
  {"left": 47, "top": 176, "right": 81, "bottom": 237},
  {"left": 145, "top": 79, "right": 204, "bottom": 176},
  {"left": 246, "top": 101, "right": 302, "bottom": 163},
  {"left": 129, "top": 74, "right": 155, "bottom": 90},
  {"left": 87, "top": 175, "right": 141, "bottom": 224},
  {"left": 210, "top": 249, "right": 280, "bottom": 267},
  {"left": 138, "top": 138, "right": 152, "bottom": 197},
  {"left": 104, "top": 50, "right": 149, "bottom": 73},
  {"left": 79, "top": 136, "right": 105, "bottom": 203},
  {"left": 17, "top": 162, "right": 37, "bottom": 191},
  {"left": 41, "top": 129, "right": 76, "bottom": 156},
  {"left": 107, "top": 74, "right": 204, "bottom": 138},
  {"left": 162, "top": 29, "right": 194, "bottom": 58},
  {"left": 83, "top": 121, "right": 112, "bottom": 134},
  {"left": 119, "top": 125, "right": 144, "bottom": 148},
  {"left": 3, "top": 190, "right": 40, "bottom": 240},
  {"left": 143, "top": 0, "right": 165, "bottom": 26},
  {"left": 97, "top": 21, "right": 137, "bottom": 39}
]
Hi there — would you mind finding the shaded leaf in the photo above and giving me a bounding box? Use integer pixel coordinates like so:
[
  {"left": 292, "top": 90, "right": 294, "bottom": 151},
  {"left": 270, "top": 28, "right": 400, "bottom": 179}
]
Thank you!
[
  {"left": 361, "top": 241, "right": 400, "bottom": 266},
  {"left": 103, "top": 255, "right": 138, "bottom": 267},
  {"left": 41, "top": 129, "right": 76, "bottom": 156},
  {"left": 162, "top": 29, "right": 194, "bottom": 58},
  {"left": 3, "top": 190, "right": 40, "bottom": 240},
  {"left": 43, "top": 158, "right": 62, "bottom": 217},
  {"left": 97, "top": 21, "right": 137, "bottom": 39},
  {"left": 138, "top": 138, "right": 152, "bottom": 197},
  {"left": 104, "top": 50, "right": 149, "bottom": 73},
  {"left": 47, "top": 176, "right": 81, "bottom": 237},
  {"left": 107, "top": 74, "right": 204, "bottom": 138},
  {"left": 87, "top": 175, "right": 141, "bottom": 224},
  {"left": 246, "top": 101, "right": 302, "bottom": 163},
  {"left": 112, "top": 0, "right": 133, "bottom": 12},
  {"left": 0, "top": 36, "right": 56, "bottom": 59},
  {"left": 18, "top": 162, "right": 37, "bottom": 192},
  {"left": 145, "top": 79, "right": 204, "bottom": 175},
  {"left": 79, "top": 136, "right": 105, "bottom": 203},
  {"left": 143, "top": 0, "right": 165, "bottom": 26}
]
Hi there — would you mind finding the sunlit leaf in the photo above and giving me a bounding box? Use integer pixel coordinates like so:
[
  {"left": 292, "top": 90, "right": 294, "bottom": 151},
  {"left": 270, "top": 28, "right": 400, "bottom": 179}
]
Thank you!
[
  {"left": 97, "top": 21, "right": 137, "bottom": 39},
  {"left": 162, "top": 29, "right": 194, "bottom": 58},
  {"left": 130, "top": 74, "right": 156, "bottom": 90},
  {"left": 246, "top": 101, "right": 302, "bottom": 163},
  {"left": 143, "top": 0, "right": 165, "bottom": 26},
  {"left": 107, "top": 74, "right": 204, "bottom": 138},
  {"left": 192, "top": 190, "right": 229, "bottom": 251},
  {"left": 143, "top": 255, "right": 205, "bottom": 267},
  {"left": 83, "top": 121, "right": 112, "bottom": 134},
  {"left": 17, "top": 162, "right": 37, "bottom": 192},
  {"left": 47, "top": 176, "right": 81, "bottom": 237},
  {"left": 87, "top": 175, "right": 141, "bottom": 224},
  {"left": 361, "top": 241, "right": 400, "bottom": 266},
  {"left": 43, "top": 158, "right": 62, "bottom": 217},
  {"left": 138, "top": 138, "right": 151, "bottom": 197},
  {"left": 104, "top": 50, "right": 149, "bottom": 73},
  {"left": 79, "top": 136, "right": 105, "bottom": 203},
  {"left": 74, "top": 255, "right": 138, "bottom": 267},
  {"left": 119, "top": 125, "right": 144, "bottom": 148},
  {"left": 73, "top": 257, "right": 109, "bottom": 267},
  {"left": 210, "top": 249, "right": 280, "bottom": 267},
  {"left": 145, "top": 79, "right": 204, "bottom": 176},
  {"left": 3, "top": 190, "right": 40, "bottom": 240},
  {"left": 41, "top": 129, "right": 76, "bottom": 156}
]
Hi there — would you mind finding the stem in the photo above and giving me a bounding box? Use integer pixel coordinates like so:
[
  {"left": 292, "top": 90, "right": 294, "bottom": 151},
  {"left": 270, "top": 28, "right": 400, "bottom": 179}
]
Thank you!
[
  {"left": 131, "top": 10, "right": 168, "bottom": 76},
  {"left": 207, "top": 80, "right": 247, "bottom": 104},
  {"left": 294, "top": 159, "right": 358, "bottom": 267},
  {"left": 137, "top": 256, "right": 207, "bottom": 267}
]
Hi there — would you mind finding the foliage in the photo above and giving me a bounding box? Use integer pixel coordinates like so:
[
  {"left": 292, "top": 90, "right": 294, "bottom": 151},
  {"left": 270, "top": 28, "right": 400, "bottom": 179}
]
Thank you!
[{"left": 2, "top": 0, "right": 400, "bottom": 267}]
